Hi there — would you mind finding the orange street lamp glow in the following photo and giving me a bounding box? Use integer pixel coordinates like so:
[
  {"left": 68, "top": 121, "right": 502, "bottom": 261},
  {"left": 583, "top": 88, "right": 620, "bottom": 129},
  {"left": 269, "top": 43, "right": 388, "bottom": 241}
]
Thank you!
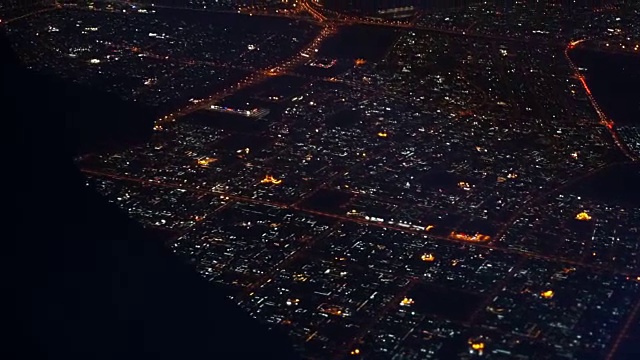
[
  {"left": 541, "top": 290, "right": 554, "bottom": 299},
  {"left": 450, "top": 231, "right": 491, "bottom": 243},
  {"left": 261, "top": 175, "right": 283, "bottom": 185}
]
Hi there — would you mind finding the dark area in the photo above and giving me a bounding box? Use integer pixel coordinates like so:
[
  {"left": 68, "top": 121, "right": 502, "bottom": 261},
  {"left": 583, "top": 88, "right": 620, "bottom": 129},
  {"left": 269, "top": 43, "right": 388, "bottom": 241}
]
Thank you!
[
  {"left": 247, "top": 75, "right": 309, "bottom": 101},
  {"left": 407, "top": 283, "right": 485, "bottom": 322},
  {"left": 300, "top": 189, "right": 353, "bottom": 212},
  {"left": 5, "top": 32, "right": 299, "bottom": 359},
  {"left": 182, "top": 109, "right": 268, "bottom": 133},
  {"left": 216, "top": 132, "right": 273, "bottom": 153},
  {"left": 570, "top": 49, "right": 640, "bottom": 127},
  {"left": 459, "top": 218, "right": 497, "bottom": 235},
  {"left": 325, "top": 107, "right": 362, "bottom": 128},
  {"left": 574, "top": 163, "right": 640, "bottom": 205},
  {"left": 317, "top": 25, "right": 400, "bottom": 61},
  {"left": 419, "top": 170, "right": 459, "bottom": 191}
]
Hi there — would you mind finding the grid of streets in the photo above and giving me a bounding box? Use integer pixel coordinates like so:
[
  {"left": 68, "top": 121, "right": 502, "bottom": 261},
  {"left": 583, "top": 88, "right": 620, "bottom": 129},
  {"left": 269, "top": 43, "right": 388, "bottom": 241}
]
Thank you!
[{"left": 4, "top": 1, "right": 640, "bottom": 359}]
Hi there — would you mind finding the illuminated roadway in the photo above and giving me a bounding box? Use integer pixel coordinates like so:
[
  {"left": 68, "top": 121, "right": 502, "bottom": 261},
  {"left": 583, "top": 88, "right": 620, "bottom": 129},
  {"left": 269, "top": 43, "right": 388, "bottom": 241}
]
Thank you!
[
  {"left": 7, "top": 2, "right": 638, "bottom": 355},
  {"left": 81, "top": 167, "right": 638, "bottom": 279},
  {"left": 153, "top": 22, "right": 337, "bottom": 129},
  {"left": 565, "top": 39, "right": 639, "bottom": 162}
]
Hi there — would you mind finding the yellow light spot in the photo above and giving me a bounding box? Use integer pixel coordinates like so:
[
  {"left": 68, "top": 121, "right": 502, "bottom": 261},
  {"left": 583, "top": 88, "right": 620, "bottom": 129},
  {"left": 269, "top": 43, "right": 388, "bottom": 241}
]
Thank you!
[
  {"left": 197, "top": 157, "right": 218, "bottom": 168},
  {"left": 350, "top": 348, "right": 361, "bottom": 355},
  {"left": 421, "top": 253, "right": 435, "bottom": 262},
  {"left": 471, "top": 342, "right": 485, "bottom": 351},
  {"left": 541, "top": 290, "right": 554, "bottom": 299},
  {"left": 377, "top": 132, "right": 388, "bottom": 138},
  {"left": 575, "top": 211, "right": 592, "bottom": 221},
  {"left": 400, "top": 297, "right": 414, "bottom": 306},
  {"left": 425, "top": 225, "right": 435, "bottom": 231},
  {"left": 261, "top": 174, "right": 283, "bottom": 185}
]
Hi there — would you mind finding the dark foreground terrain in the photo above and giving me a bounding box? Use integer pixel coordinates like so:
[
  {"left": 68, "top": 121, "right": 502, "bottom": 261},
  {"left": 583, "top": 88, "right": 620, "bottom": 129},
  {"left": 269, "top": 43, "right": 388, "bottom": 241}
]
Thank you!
[{"left": 4, "top": 32, "right": 299, "bottom": 359}]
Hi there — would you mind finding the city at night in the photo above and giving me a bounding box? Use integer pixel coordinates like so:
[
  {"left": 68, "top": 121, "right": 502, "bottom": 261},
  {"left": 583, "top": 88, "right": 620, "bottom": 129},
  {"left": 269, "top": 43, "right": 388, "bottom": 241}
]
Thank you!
[{"left": 5, "top": 0, "right": 639, "bottom": 359}]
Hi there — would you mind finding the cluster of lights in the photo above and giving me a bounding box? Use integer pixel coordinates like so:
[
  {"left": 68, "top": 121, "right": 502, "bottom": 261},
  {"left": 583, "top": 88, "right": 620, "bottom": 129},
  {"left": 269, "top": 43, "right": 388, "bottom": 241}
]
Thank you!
[
  {"left": 421, "top": 253, "right": 435, "bottom": 262},
  {"left": 261, "top": 174, "right": 283, "bottom": 185},
  {"left": 399, "top": 297, "right": 415, "bottom": 306},
  {"left": 450, "top": 231, "right": 491, "bottom": 243},
  {"left": 575, "top": 211, "right": 592, "bottom": 221},
  {"left": 468, "top": 337, "right": 488, "bottom": 355},
  {"left": 285, "top": 298, "right": 300, "bottom": 306},
  {"left": 196, "top": 157, "right": 217, "bottom": 168},
  {"left": 458, "top": 181, "right": 472, "bottom": 191}
]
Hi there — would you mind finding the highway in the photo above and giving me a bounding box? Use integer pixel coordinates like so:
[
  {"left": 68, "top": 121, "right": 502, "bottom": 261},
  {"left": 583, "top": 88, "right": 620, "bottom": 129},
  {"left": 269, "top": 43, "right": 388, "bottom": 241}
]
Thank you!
[
  {"left": 152, "top": 2, "right": 336, "bottom": 129},
  {"left": 565, "top": 40, "right": 639, "bottom": 162},
  {"left": 9, "top": 0, "right": 636, "bottom": 278},
  {"left": 0, "top": 3, "right": 59, "bottom": 25},
  {"left": 5, "top": 1, "right": 639, "bottom": 357},
  {"left": 605, "top": 296, "right": 640, "bottom": 360},
  {"left": 80, "top": 168, "right": 638, "bottom": 279}
]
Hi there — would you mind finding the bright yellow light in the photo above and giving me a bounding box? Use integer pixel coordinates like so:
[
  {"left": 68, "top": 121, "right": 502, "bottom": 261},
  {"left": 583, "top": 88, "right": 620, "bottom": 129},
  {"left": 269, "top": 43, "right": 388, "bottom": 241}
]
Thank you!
[
  {"left": 575, "top": 211, "right": 592, "bottom": 221},
  {"left": 421, "top": 253, "right": 435, "bottom": 262},
  {"left": 471, "top": 342, "right": 485, "bottom": 350},
  {"left": 261, "top": 175, "right": 283, "bottom": 185},
  {"left": 399, "top": 297, "right": 414, "bottom": 306},
  {"left": 458, "top": 181, "right": 471, "bottom": 190},
  {"left": 350, "top": 348, "right": 360, "bottom": 355},
  {"left": 541, "top": 290, "right": 554, "bottom": 299},
  {"left": 197, "top": 157, "right": 218, "bottom": 167},
  {"left": 377, "top": 132, "right": 388, "bottom": 138},
  {"left": 425, "top": 225, "right": 435, "bottom": 231}
]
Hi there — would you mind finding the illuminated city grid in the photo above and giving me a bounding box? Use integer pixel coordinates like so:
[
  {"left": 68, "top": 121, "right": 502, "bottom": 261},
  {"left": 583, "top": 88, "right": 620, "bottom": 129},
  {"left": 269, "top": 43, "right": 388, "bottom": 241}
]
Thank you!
[{"left": 4, "top": 1, "right": 639, "bottom": 359}]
